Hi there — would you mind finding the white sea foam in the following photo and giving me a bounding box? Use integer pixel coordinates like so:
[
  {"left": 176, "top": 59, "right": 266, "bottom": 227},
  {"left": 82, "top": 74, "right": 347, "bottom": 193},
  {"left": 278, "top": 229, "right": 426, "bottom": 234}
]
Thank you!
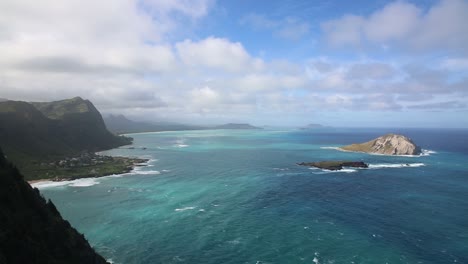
[
  {"left": 368, "top": 163, "right": 425, "bottom": 169},
  {"left": 31, "top": 178, "right": 100, "bottom": 189},
  {"left": 421, "top": 149, "right": 437, "bottom": 156},
  {"left": 320, "top": 146, "right": 340, "bottom": 150},
  {"left": 68, "top": 178, "right": 100, "bottom": 187},
  {"left": 176, "top": 144, "right": 189, "bottom": 148},
  {"left": 133, "top": 170, "right": 161, "bottom": 175},
  {"left": 321, "top": 146, "right": 437, "bottom": 157},
  {"left": 31, "top": 180, "right": 72, "bottom": 189},
  {"left": 227, "top": 238, "right": 241, "bottom": 245},
  {"left": 337, "top": 169, "right": 357, "bottom": 173},
  {"left": 175, "top": 206, "right": 196, "bottom": 212},
  {"left": 313, "top": 168, "right": 357, "bottom": 174},
  {"left": 273, "top": 168, "right": 289, "bottom": 171},
  {"left": 395, "top": 149, "right": 436, "bottom": 157}
]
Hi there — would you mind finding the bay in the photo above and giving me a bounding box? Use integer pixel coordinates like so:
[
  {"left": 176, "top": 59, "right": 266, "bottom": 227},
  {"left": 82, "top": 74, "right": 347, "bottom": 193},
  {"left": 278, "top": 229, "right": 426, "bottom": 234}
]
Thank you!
[{"left": 37, "top": 128, "right": 468, "bottom": 264}]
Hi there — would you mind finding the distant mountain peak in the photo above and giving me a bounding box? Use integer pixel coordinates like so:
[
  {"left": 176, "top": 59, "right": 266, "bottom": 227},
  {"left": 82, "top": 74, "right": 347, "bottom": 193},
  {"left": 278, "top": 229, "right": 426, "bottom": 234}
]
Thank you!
[
  {"left": 214, "top": 123, "right": 261, "bottom": 129},
  {"left": 31, "top": 97, "right": 96, "bottom": 120}
]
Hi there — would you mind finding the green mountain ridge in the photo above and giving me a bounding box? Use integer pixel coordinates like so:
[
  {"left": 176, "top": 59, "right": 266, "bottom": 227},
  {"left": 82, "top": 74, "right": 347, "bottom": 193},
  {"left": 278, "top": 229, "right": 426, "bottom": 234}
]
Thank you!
[
  {"left": 0, "top": 97, "right": 131, "bottom": 177},
  {"left": 32, "top": 97, "right": 96, "bottom": 119}
]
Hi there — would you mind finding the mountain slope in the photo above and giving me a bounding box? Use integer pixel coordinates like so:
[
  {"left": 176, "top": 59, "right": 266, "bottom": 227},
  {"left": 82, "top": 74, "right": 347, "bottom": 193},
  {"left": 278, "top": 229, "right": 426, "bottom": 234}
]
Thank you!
[
  {"left": 0, "top": 97, "right": 131, "bottom": 173},
  {"left": 104, "top": 114, "right": 204, "bottom": 134},
  {"left": 0, "top": 148, "right": 108, "bottom": 264}
]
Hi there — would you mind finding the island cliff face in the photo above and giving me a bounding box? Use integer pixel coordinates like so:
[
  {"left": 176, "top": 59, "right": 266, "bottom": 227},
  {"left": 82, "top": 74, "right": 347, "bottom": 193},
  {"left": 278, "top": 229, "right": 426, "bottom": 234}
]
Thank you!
[
  {"left": 0, "top": 148, "right": 108, "bottom": 264},
  {"left": 340, "top": 134, "right": 422, "bottom": 155}
]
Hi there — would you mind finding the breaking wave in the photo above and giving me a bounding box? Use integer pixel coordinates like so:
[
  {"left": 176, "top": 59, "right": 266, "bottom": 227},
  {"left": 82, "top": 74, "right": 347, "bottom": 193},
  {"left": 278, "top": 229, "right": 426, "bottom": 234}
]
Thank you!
[{"left": 368, "top": 163, "right": 425, "bottom": 169}]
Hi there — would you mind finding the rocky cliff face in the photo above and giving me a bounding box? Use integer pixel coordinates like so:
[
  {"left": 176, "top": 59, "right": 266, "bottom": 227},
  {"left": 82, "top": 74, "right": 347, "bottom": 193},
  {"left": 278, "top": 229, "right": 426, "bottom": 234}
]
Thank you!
[
  {"left": 0, "top": 148, "right": 108, "bottom": 264},
  {"left": 0, "top": 97, "right": 132, "bottom": 176},
  {"left": 341, "top": 134, "right": 422, "bottom": 155}
]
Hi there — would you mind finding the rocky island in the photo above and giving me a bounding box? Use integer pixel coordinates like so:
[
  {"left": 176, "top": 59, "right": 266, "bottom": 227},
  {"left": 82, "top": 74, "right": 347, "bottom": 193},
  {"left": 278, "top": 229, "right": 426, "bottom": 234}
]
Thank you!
[
  {"left": 340, "top": 134, "right": 422, "bottom": 156},
  {"left": 298, "top": 161, "right": 368, "bottom": 170}
]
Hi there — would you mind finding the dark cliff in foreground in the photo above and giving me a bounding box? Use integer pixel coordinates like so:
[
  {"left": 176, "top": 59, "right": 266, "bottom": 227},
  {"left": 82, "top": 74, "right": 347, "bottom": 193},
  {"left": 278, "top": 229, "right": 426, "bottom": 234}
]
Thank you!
[
  {"left": 0, "top": 148, "right": 108, "bottom": 264},
  {"left": 0, "top": 97, "right": 132, "bottom": 177}
]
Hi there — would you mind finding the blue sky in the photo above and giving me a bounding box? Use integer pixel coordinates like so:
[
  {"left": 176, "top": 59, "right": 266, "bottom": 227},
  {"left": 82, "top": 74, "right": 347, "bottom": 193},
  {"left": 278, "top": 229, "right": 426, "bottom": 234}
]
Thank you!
[{"left": 0, "top": 0, "right": 467, "bottom": 127}]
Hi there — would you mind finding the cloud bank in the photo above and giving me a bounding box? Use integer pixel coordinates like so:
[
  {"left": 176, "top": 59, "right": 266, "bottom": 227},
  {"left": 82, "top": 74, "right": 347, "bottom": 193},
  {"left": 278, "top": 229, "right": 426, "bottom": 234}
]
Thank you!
[{"left": 0, "top": 0, "right": 467, "bottom": 126}]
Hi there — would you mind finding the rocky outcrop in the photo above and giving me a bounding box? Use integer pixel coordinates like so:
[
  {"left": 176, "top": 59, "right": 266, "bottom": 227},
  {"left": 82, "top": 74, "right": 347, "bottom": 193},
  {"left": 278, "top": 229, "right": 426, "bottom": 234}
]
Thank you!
[
  {"left": 340, "top": 134, "right": 421, "bottom": 155},
  {"left": 298, "top": 161, "right": 368, "bottom": 170},
  {"left": 0, "top": 148, "right": 109, "bottom": 263}
]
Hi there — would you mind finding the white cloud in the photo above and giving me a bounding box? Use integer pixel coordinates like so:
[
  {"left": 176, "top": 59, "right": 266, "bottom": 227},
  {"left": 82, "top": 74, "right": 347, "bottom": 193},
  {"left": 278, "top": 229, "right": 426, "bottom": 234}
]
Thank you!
[
  {"left": 321, "top": 15, "right": 365, "bottom": 47},
  {"left": 364, "top": 1, "right": 421, "bottom": 42},
  {"left": 347, "top": 63, "right": 396, "bottom": 80},
  {"left": 190, "top": 86, "right": 221, "bottom": 108},
  {"left": 441, "top": 58, "right": 468, "bottom": 71},
  {"left": 176, "top": 37, "right": 263, "bottom": 72},
  {"left": 0, "top": 0, "right": 466, "bottom": 126},
  {"left": 321, "top": 0, "right": 468, "bottom": 53}
]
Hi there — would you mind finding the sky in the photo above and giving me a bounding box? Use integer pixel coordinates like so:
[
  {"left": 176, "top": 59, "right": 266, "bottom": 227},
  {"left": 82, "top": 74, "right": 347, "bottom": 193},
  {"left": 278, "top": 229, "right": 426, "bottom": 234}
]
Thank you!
[{"left": 0, "top": 0, "right": 467, "bottom": 127}]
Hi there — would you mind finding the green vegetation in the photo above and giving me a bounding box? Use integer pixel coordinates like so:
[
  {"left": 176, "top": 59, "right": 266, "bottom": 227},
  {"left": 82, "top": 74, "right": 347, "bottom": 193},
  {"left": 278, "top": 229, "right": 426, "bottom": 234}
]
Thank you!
[
  {"left": 24, "top": 154, "right": 147, "bottom": 181},
  {"left": 31, "top": 97, "right": 93, "bottom": 119},
  {"left": 0, "top": 97, "right": 133, "bottom": 180}
]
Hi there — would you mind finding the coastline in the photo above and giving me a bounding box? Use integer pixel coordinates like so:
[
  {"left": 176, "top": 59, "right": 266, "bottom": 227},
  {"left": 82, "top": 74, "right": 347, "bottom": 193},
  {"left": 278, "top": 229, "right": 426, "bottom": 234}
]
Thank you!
[
  {"left": 320, "top": 146, "right": 434, "bottom": 157},
  {"left": 27, "top": 156, "right": 149, "bottom": 186}
]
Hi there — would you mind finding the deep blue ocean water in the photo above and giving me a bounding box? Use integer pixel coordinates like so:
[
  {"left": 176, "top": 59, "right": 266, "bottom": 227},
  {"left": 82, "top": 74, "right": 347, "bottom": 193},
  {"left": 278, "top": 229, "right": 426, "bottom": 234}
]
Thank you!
[{"left": 36, "top": 128, "right": 468, "bottom": 264}]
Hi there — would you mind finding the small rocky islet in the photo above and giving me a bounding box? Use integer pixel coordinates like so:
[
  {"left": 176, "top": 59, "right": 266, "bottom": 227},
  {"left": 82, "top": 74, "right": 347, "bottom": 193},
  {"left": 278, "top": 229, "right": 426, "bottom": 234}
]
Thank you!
[
  {"left": 300, "top": 134, "right": 422, "bottom": 171},
  {"left": 298, "top": 161, "right": 368, "bottom": 170}
]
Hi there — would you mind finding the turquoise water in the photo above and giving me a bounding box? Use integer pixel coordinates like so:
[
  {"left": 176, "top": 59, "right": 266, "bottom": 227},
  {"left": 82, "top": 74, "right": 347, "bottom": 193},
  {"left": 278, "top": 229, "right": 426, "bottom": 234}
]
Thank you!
[{"left": 37, "top": 128, "right": 468, "bottom": 263}]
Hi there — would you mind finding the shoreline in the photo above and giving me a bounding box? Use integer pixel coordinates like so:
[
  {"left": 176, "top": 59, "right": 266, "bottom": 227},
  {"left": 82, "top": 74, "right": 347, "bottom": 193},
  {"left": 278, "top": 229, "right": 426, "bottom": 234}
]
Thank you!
[
  {"left": 321, "top": 146, "right": 434, "bottom": 157},
  {"left": 27, "top": 156, "right": 149, "bottom": 186}
]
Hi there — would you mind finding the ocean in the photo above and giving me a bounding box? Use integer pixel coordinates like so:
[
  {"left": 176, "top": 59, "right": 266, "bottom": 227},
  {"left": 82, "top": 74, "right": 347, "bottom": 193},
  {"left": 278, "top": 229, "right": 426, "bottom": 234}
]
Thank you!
[{"left": 34, "top": 128, "right": 468, "bottom": 264}]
